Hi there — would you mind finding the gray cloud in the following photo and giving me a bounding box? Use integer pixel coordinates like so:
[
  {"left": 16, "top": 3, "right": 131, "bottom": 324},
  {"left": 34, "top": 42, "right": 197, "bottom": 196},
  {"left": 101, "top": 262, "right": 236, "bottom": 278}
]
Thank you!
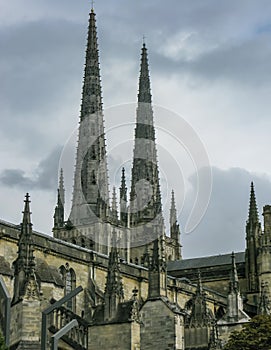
[
  {"left": 151, "top": 34, "right": 271, "bottom": 86},
  {"left": 0, "top": 19, "right": 84, "bottom": 153},
  {"left": 0, "top": 146, "right": 62, "bottom": 191},
  {"left": 99, "top": 0, "right": 271, "bottom": 85},
  {"left": 181, "top": 167, "right": 271, "bottom": 258}
]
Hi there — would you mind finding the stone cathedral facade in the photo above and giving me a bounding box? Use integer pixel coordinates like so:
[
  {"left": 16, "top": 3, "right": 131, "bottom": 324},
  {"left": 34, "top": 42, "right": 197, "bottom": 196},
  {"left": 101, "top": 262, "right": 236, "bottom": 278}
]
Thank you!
[{"left": 0, "top": 7, "right": 271, "bottom": 350}]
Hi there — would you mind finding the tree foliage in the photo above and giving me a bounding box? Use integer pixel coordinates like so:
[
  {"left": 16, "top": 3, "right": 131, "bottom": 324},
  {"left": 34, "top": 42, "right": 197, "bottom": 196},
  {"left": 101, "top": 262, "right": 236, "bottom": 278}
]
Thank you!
[
  {"left": 224, "top": 315, "right": 271, "bottom": 350},
  {"left": 0, "top": 331, "right": 7, "bottom": 350}
]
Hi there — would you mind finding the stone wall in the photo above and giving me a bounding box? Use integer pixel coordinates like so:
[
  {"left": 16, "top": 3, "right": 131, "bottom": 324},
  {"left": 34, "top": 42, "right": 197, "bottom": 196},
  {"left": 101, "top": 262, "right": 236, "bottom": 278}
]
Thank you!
[
  {"left": 140, "top": 299, "right": 184, "bottom": 350},
  {"left": 10, "top": 299, "right": 41, "bottom": 349},
  {"left": 89, "top": 322, "right": 140, "bottom": 350}
]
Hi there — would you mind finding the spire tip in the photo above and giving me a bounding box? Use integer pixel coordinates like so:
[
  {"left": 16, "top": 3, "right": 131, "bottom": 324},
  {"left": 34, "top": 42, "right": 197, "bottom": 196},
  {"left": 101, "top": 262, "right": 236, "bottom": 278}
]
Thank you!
[{"left": 142, "top": 35, "right": 146, "bottom": 47}]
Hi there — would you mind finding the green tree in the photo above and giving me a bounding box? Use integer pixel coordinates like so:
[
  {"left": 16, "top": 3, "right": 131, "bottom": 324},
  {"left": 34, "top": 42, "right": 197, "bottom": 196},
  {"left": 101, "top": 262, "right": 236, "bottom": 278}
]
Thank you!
[
  {"left": 0, "top": 331, "right": 7, "bottom": 350},
  {"left": 224, "top": 315, "right": 271, "bottom": 350}
]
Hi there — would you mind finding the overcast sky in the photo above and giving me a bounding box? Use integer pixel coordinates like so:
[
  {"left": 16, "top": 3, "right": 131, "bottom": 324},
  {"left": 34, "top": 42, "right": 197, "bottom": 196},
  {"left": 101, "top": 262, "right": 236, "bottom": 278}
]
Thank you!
[{"left": 1, "top": 0, "right": 271, "bottom": 258}]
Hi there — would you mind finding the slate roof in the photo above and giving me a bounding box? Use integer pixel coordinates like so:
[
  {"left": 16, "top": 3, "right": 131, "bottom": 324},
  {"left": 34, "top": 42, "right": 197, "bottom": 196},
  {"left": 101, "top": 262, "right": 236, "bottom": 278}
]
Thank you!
[{"left": 167, "top": 252, "right": 245, "bottom": 271}]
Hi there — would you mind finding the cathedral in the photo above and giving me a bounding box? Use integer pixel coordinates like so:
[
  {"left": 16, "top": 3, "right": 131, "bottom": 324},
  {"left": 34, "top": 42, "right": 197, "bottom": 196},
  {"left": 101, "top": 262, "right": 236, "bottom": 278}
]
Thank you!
[{"left": 0, "top": 6, "right": 270, "bottom": 350}]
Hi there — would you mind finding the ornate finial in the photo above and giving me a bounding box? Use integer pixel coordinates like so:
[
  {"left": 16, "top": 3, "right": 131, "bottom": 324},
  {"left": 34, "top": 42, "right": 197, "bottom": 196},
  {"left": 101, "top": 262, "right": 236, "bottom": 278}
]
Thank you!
[
  {"left": 22, "top": 193, "right": 32, "bottom": 225},
  {"left": 143, "top": 35, "right": 146, "bottom": 47},
  {"left": 91, "top": 0, "right": 95, "bottom": 11}
]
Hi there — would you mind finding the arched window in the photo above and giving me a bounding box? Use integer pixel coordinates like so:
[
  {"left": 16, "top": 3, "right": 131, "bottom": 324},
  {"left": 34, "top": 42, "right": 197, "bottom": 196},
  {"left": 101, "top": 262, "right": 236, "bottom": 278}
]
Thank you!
[
  {"left": 59, "top": 264, "right": 76, "bottom": 311},
  {"left": 91, "top": 170, "right": 96, "bottom": 184}
]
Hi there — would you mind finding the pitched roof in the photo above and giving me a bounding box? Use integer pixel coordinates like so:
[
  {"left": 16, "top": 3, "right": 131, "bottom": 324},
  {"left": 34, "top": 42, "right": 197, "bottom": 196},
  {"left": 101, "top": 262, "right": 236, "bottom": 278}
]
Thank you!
[{"left": 167, "top": 252, "right": 245, "bottom": 271}]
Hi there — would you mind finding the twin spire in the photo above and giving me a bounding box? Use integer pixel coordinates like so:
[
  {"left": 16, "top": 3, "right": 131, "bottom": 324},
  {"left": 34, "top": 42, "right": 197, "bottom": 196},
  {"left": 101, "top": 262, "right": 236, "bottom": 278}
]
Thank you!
[
  {"left": 70, "top": 5, "right": 164, "bottom": 229},
  {"left": 52, "top": 7, "right": 181, "bottom": 256}
]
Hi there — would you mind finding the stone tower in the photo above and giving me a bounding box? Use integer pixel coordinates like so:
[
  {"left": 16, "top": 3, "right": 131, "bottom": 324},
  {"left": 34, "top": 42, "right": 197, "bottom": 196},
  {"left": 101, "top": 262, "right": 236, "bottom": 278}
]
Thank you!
[{"left": 245, "top": 182, "right": 260, "bottom": 295}]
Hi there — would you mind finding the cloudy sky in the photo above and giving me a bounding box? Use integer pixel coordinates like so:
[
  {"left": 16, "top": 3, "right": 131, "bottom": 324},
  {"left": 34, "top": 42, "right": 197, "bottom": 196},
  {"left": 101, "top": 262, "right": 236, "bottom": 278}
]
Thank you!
[{"left": 1, "top": 0, "right": 271, "bottom": 259}]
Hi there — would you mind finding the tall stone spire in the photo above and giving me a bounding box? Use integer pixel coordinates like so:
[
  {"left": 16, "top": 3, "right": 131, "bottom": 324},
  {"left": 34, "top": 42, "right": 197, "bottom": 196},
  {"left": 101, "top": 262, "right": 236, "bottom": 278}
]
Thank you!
[
  {"left": 104, "top": 229, "right": 124, "bottom": 321},
  {"left": 170, "top": 190, "right": 182, "bottom": 259},
  {"left": 119, "top": 167, "right": 128, "bottom": 226},
  {"left": 53, "top": 169, "right": 65, "bottom": 230},
  {"left": 130, "top": 43, "right": 163, "bottom": 227},
  {"left": 13, "top": 194, "right": 39, "bottom": 303},
  {"left": 69, "top": 7, "right": 109, "bottom": 226},
  {"left": 245, "top": 182, "right": 260, "bottom": 292}
]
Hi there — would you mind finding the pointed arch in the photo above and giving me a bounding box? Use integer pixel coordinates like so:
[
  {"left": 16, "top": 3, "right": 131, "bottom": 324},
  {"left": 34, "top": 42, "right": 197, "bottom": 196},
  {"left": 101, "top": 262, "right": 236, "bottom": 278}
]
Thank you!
[{"left": 59, "top": 264, "right": 76, "bottom": 312}]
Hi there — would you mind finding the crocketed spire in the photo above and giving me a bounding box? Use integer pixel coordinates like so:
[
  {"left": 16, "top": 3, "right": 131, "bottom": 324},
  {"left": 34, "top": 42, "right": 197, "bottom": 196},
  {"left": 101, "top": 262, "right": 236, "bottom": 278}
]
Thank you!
[
  {"left": 54, "top": 169, "right": 65, "bottom": 229},
  {"left": 13, "top": 194, "right": 39, "bottom": 303},
  {"left": 130, "top": 43, "right": 163, "bottom": 227},
  {"left": 69, "top": 7, "right": 109, "bottom": 226},
  {"left": 247, "top": 182, "right": 259, "bottom": 224},
  {"left": 104, "top": 229, "right": 124, "bottom": 320}
]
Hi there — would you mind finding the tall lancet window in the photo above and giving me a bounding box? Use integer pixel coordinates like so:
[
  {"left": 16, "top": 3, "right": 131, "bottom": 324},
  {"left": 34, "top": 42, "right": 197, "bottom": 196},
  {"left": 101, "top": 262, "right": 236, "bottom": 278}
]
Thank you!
[{"left": 59, "top": 263, "right": 76, "bottom": 311}]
